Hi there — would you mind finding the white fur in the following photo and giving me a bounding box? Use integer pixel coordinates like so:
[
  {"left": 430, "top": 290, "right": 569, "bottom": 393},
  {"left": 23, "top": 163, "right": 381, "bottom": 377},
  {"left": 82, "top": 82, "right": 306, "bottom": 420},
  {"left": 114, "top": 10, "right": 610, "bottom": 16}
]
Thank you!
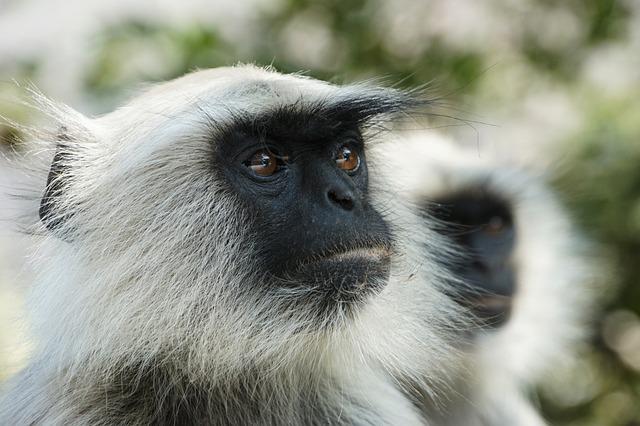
[
  {"left": 384, "top": 132, "right": 595, "bottom": 425},
  {"left": 0, "top": 66, "right": 465, "bottom": 424}
]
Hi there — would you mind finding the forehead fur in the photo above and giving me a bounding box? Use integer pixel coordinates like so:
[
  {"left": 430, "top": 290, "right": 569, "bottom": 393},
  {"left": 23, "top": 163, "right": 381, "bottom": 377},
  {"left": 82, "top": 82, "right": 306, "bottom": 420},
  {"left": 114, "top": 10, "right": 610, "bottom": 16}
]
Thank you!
[
  {"left": 93, "top": 65, "right": 415, "bottom": 160},
  {"left": 122, "top": 65, "right": 410, "bottom": 115}
]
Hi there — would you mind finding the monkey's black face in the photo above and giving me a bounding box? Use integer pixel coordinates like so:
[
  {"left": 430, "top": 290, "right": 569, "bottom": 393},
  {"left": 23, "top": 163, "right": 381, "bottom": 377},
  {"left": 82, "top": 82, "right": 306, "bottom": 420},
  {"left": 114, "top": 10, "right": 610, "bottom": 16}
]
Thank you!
[
  {"left": 428, "top": 190, "right": 516, "bottom": 329},
  {"left": 215, "top": 107, "right": 393, "bottom": 314}
]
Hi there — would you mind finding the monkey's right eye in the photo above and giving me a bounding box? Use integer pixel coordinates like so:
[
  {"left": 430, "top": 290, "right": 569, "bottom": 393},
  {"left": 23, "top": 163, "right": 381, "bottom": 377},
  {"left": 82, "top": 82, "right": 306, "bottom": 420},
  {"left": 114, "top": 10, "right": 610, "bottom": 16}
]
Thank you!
[
  {"left": 484, "top": 216, "right": 507, "bottom": 235},
  {"left": 243, "top": 149, "right": 285, "bottom": 177},
  {"left": 484, "top": 215, "right": 509, "bottom": 235}
]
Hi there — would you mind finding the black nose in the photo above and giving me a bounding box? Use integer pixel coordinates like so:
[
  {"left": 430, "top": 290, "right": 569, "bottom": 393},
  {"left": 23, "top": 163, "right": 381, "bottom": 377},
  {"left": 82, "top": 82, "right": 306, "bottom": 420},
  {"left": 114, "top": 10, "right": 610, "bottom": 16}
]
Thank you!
[{"left": 327, "top": 188, "right": 354, "bottom": 211}]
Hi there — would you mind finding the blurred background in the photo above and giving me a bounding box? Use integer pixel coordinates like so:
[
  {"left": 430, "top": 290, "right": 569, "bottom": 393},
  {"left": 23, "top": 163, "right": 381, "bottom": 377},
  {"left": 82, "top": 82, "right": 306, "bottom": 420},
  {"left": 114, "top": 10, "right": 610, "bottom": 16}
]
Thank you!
[{"left": 0, "top": 0, "right": 639, "bottom": 424}]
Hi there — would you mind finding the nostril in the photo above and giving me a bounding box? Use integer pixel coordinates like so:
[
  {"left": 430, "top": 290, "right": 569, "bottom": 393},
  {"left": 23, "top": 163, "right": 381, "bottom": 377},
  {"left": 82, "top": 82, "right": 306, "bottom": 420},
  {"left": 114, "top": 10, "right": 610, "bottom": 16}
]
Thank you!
[{"left": 328, "top": 189, "right": 354, "bottom": 211}]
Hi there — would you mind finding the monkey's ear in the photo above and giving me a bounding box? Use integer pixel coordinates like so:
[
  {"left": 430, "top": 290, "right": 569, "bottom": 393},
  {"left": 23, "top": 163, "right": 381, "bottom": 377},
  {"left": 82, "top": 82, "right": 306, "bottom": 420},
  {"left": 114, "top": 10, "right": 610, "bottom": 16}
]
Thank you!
[{"left": 39, "top": 129, "right": 74, "bottom": 237}]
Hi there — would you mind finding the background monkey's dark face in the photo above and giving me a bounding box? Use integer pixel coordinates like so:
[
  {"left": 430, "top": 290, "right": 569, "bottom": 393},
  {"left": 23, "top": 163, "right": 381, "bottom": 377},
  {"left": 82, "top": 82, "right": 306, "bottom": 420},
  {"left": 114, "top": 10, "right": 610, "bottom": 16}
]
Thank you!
[
  {"left": 428, "top": 189, "right": 516, "bottom": 329},
  {"left": 215, "top": 105, "right": 393, "bottom": 315}
]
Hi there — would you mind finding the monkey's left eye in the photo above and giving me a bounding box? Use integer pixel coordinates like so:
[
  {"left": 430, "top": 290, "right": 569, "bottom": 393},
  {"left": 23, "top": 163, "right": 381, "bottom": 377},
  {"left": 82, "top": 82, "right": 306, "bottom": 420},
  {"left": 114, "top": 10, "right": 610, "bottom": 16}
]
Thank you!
[
  {"left": 335, "top": 144, "right": 360, "bottom": 173},
  {"left": 243, "top": 149, "right": 287, "bottom": 177},
  {"left": 484, "top": 216, "right": 508, "bottom": 235}
]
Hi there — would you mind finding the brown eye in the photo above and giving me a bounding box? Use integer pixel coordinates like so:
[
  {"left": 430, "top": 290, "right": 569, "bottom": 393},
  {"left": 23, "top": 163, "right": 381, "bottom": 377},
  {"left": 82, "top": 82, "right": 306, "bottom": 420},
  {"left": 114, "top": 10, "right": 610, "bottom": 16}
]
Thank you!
[
  {"left": 485, "top": 216, "right": 506, "bottom": 235},
  {"left": 335, "top": 145, "right": 360, "bottom": 173},
  {"left": 244, "top": 150, "right": 278, "bottom": 177}
]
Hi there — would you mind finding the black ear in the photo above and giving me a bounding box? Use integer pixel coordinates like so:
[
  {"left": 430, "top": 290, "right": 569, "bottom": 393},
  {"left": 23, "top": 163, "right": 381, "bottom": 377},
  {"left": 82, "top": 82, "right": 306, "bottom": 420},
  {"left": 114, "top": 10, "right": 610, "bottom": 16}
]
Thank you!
[{"left": 39, "top": 130, "right": 74, "bottom": 235}]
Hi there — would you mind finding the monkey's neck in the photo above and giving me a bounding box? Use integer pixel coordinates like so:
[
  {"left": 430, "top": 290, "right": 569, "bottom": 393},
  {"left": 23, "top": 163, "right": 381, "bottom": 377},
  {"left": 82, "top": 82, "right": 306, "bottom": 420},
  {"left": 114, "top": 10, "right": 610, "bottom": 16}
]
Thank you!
[{"left": 30, "top": 360, "right": 422, "bottom": 425}]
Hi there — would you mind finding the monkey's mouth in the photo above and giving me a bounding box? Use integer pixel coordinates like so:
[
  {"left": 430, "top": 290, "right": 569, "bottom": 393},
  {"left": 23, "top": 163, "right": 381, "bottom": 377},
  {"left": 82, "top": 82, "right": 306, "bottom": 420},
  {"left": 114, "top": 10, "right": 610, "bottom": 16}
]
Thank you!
[
  {"left": 320, "top": 247, "right": 391, "bottom": 263},
  {"left": 458, "top": 293, "right": 513, "bottom": 329},
  {"left": 303, "top": 246, "right": 392, "bottom": 274},
  {"left": 294, "top": 245, "right": 392, "bottom": 302},
  {"left": 471, "top": 294, "right": 511, "bottom": 310}
]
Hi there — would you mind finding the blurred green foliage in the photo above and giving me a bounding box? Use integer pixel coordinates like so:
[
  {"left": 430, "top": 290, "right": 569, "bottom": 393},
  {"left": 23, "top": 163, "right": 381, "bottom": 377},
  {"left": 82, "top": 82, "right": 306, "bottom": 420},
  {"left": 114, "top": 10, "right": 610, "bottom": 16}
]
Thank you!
[
  {"left": 548, "top": 93, "right": 640, "bottom": 424},
  {"left": 83, "top": 1, "right": 490, "bottom": 107},
  {"left": 85, "top": 23, "right": 236, "bottom": 104},
  {"left": 0, "top": 61, "right": 40, "bottom": 147}
]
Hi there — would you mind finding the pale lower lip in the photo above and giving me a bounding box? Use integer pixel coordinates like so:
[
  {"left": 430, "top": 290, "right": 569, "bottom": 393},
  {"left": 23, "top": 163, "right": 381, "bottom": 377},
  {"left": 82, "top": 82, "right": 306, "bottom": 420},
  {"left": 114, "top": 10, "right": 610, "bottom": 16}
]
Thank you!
[
  {"left": 473, "top": 295, "right": 512, "bottom": 310},
  {"left": 325, "top": 247, "right": 390, "bottom": 263}
]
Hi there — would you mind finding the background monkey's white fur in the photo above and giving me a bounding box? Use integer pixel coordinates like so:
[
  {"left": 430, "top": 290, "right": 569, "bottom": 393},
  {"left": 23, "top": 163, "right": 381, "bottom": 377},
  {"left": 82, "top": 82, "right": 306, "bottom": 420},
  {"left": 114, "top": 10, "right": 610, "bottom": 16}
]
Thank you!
[
  {"left": 388, "top": 133, "right": 594, "bottom": 425},
  {"left": 0, "top": 66, "right": 466, "bottom": 425}
]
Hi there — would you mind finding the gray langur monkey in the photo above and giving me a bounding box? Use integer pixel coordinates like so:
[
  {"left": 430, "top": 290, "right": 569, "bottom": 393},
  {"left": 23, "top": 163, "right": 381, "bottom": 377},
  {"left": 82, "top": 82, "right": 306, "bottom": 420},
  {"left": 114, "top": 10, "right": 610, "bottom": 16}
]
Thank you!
[
  {"left": 0, "top": 66, "right": 468, "bottom": 425},
  {"left": 386, "top": 133, "right": 594, "bottom": 425}
]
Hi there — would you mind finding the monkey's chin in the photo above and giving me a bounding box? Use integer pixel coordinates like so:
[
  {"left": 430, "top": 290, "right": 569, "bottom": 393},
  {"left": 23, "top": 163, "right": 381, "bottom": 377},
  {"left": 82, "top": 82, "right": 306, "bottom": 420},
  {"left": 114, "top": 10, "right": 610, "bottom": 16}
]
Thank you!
[
  {"left": 457, "top": 294, "right": 512, "bottom": 330},
  {"left": 473, "top": 295, "right": 512, "bottom": 329},
  {"left": 296, "top": 247, "right": 392, "bottom": 306}
]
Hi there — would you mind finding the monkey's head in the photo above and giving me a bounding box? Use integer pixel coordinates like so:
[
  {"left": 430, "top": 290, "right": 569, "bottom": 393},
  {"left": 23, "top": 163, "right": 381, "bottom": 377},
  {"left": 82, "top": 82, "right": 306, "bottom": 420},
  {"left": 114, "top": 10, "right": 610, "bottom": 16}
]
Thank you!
[
  {"left": 390, "top": 132, "right": 594, "bottom": 390},
  {"left": 30, "top": 66, "right": 458, "bottom": 382}
]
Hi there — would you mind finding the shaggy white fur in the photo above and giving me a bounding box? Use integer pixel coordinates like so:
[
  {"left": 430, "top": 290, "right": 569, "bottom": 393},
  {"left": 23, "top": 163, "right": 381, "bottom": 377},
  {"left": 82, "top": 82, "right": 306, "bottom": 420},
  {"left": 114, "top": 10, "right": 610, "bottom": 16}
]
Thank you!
[
  {"left": 0, "top": 66, "right": 466, "bottom": 425},
  {"left": 384, "top": 132, "right": 595, "bottom": 425}
]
